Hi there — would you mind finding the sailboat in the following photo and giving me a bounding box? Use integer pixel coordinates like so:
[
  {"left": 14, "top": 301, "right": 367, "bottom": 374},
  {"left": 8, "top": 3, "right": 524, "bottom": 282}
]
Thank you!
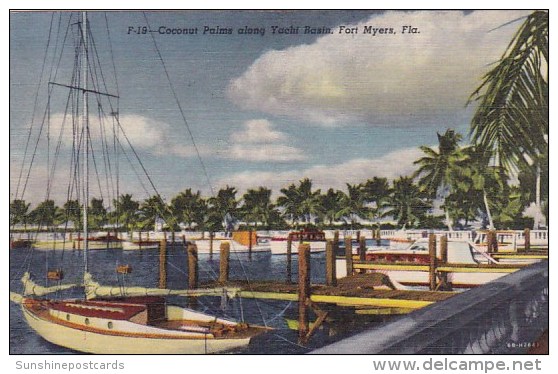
[{"left": 11, "top": 12, "right": 266, "bottom": 354}]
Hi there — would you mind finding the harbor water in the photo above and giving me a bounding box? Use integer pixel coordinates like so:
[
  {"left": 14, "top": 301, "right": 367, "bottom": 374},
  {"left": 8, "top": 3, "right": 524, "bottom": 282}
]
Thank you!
[{"left": 9, "top": 241, "right": 390, "bottom": 354}]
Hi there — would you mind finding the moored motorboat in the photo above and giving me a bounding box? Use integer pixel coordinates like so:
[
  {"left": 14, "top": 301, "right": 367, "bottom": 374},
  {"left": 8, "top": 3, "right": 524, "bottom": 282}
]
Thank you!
[{"left": 270, "top": 228, "right": 326, "bottom": 255}]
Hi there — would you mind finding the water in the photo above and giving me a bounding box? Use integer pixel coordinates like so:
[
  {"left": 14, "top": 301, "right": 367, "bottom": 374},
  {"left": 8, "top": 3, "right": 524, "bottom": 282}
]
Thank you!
[{"left": 9, "top": 246, "right": 390, "bottom": 354}]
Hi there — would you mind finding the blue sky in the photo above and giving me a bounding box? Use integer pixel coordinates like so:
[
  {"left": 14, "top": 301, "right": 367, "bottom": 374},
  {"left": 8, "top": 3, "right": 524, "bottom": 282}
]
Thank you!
[{"left": 9, "top": 10, "right": 530, "bottom": 205}]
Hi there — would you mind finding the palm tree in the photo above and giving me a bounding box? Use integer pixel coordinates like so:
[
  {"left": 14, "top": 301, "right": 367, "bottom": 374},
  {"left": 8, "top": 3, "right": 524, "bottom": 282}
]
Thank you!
[
  {"left": 277, "top": 183, "right": 300, "bottom": 228},
  {"left": 414, "top": 129, "right": 467, "bottom": 231},
  {"left": 60, "top": 199, "right": 81, "bottom": 230},
  {"left": 29, "top": 199, "right": 59, "bottom": 230},
  {"left": 10, "top": 199, "right": 30, "bottom": 227},
  {"left": 277, "top": 178, "right": 322, "bottom": 227},
  {"left": 139, "top": 195, "right": 168, "bottom": 230},
  {"left": 361, "top": 177, "right": 391, "bottom": 222},
  {"left": 88, "top": 198, "right": 107, "bottom": 230},
  {"left": 208, "top": 186, "right": 238, "bottom": 233},
  {"left": 468, "top": 11, "right": 548, "bottom": 228},
  {"left": 385, "top": 177, "right": 430, "bottom": 229},
  {"left": 170, "top": 188, "right": 205, "bottom": 230},
  {"left": 320, "top": 188, "right": 345, "bottom": 227},
  {"left": 112, "top": 194, "right": 140, "bottom": 234},
  {"left": 240, "top": 187, "right": 275, "bottom": 229},
  {"left": 337, "top": 183, "right": 370, "bottom": 229}
]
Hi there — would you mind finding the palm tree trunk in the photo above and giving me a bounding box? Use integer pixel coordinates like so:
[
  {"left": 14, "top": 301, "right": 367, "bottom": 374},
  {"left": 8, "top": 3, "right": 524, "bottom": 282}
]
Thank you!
[
  {"left": 483, "top": 188, "right": 494, "bottom": 230},
  {"left": 444, "top": 208, "right": 453, "bottom": 232},
  {"left": 534, "top": 164, "right": 541, "bottom": 229}
]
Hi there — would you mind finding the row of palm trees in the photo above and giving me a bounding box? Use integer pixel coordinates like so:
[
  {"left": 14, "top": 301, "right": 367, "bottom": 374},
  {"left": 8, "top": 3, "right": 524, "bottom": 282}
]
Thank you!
[{"left": 9, "top": 11, "right": 548, "bottom": 233}]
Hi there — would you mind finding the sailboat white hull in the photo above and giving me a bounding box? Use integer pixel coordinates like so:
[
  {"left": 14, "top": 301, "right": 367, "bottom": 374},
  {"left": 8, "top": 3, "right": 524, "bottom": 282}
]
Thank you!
[
  {"left": 269, "top": 240, "right": 326, "bottom": 255},
  {"left": 22, "top": 299, "right": 261, "bottom": 354}
]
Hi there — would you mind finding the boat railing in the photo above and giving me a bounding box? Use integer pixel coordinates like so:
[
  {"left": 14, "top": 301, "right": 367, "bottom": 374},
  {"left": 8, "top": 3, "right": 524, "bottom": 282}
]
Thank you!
[{"left": 311, "top": 260, "right": 548, "bottom": 354}]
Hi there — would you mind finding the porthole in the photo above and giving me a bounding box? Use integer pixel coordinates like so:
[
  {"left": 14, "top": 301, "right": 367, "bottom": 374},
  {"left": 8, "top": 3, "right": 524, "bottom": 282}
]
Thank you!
[
  {"left": 66, "top": 314, "right": 70, "bottom": 321},
  {"left": 107, "top": 321, "right": 113, "bottom": 329},
  {"left": 85, "top": 318, "right": 90, "bottom": 325}
]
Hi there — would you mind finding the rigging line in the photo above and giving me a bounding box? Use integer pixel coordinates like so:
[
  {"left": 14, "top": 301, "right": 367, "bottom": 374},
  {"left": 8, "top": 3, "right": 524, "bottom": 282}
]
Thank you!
[
  {"left": 142, "top": 11, "right": 215, "bottom": 197},
  {"left": 104, "top": 12, "right": 120, "bottom": 97},
  {"left": 86, "top": 121, "right": 106, "bottom": 203},
  {"left": 139, "top": 16, "right": 272, "bottom": 313},
  {"left": 97, "top": 104, "right": 117, "bottom": 204},
  {"left": 14, "top": 12, "right": 55, "bottom": 200}
]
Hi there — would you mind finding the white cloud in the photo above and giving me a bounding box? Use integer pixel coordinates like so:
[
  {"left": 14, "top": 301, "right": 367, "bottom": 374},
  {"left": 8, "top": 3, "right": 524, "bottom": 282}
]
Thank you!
[
  {"left": 227, "top": 119, "right": 306, "bottom": 162},
  {"left": 227, "top": 10, "right": 530, "bottom": 126},
  {"left": 230, "top": 119, "right": 287, "bottom": 143},
  {"left": 216, "top": 146, "right": 423, "bottom": 193},
  {"left": 41, "top": 113, "right": 206, "bottom": 158},
  {"left": 230, "top": 144, "right": 306, "bottom": 162}
]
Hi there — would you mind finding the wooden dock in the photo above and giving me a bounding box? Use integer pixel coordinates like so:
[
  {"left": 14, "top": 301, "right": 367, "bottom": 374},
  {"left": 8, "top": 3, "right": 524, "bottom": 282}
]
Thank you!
[{"left": 203, "top": 273, "right": 455, "bottom": 311}]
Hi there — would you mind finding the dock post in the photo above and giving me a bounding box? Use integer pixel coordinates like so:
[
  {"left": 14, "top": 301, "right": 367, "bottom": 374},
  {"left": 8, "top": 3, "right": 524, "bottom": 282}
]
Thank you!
[
  {"left": 159, "top": 239, "right": 167, "bottom": 289},
  {"left": 333, "top": 230, "right": 339, "bottom": 253},
  {"left": 219, "top": 241, "right": 230, "bottom": 284},
  {"left": 286, "top": 235, "right": 292, "bottom": 284},
  {"left": 524, "top": 228, "right": 531, "bottom": 252},
  {"left": 344, "top": 236, "right": 353, "bottom": 276},
  {"left": 248, "top": 229, "right": 253, "bottom": 261},
  {"left": 139, "top": 231, "right": 142, "bottom": 250},
  {"left": 376, "top": 228, "right": 381, "bottom": 246},
  {"left": 428, "top": 234, "right": 437, "bottom": 291},
  {"left": 298, "top": 243, "right": 311, "bottom": 345},
  {"left": 439, "top": 235, "right": 449, "bottom": 290},
  {"left": 187, "top": 243, "right": 198, "bottom": 289},
  {"left": 209, "top": 232, "right": 214, "bottom": 260},
  {"left": 171, "top": 231, "right": 175, "bottom": 247},
  {"left": 487, "top": 230, "right": 498, "bottom": 253},
  {"left": 358, "top": 235, "right": 366, "bottom": 275},
  {"left": 358, "top": 235, "right": 366, "bottom": 262},
  {"left": 325, "top": 239, "right": 336, "bottom": 286},
  {"left": 356, "top": 230, "right": 360, "bottom": 242}
]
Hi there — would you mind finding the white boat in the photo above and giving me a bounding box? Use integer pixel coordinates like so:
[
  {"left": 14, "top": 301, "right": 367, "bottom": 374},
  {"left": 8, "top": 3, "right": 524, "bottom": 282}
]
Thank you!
[
  {"left": 269, "top": 228, "right": 327, "bottom": 255},
  {"left": 21, "top": 296, "right": 265, "bottom": 354},
  {"left": 121, "top": 240, "right": 160, "bottom": 250},
  {"left": 194, "top": 238, "right": 270, "bottom": 254},
  {"left": 12, "top": 11, "right": 266, "bottom": 354},
  {"left": 336, "top": 238, "right": 535, "bottom": 288}
]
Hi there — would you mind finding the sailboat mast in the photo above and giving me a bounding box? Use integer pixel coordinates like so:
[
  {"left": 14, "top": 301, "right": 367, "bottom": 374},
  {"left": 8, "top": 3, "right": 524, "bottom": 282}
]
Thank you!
[{"left": 82, "top": 11, "right": 89, "bottom": 272}]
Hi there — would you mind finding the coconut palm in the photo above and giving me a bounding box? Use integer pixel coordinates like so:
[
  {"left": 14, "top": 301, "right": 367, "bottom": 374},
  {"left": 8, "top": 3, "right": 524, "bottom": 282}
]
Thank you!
[
  {"left": 414, "top": 129, "right": 467, "bottom": 231},
  {"left": 88, "top": 198, "right": 107, "bottom": 230},
  {"left": 361, "top": 177, "right": 391, "bottom": 221},
  {"left": 337, "top": 183, "right": 370, "bottom": 229},
  {"left": 139, "top": 195, "right": 168, "bottom": 230},
  {"left": 208, "top": 186, "right": 238, "bottom": 233},
  {"left": 29, "top": 199, "right": 59, "bottom": 230},
  {"left": 277, "top": 178, "right": 321, "bottom": 227},
  {"left": 468, "top": 11, "right": 548, "bottom": 227},
  {"left": 10, "top": 199, "right": 30, "bottom": 227},
  {"left": 170, "top": 188, "right": 206, "bottom": 230},
  {"left": 60, "top": 199, "right": 81, "bottom": 229},
  {"left": 320, "top": 188, "right": 345, "bottom": 227},
  {"left": 112, "top": 194, "right": 140, "bottom": 233},
  {"left": 240, "top": 187, "right": 275, "bottom": 229},
  {"left": 385, "top": 177, "right": 430, "bottom": 228}
]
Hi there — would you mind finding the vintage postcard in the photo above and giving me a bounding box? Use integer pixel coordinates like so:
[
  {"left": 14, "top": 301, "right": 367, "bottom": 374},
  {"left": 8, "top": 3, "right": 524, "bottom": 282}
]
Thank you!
[{"left": 9, "top": 9, "right": 548, "bottom": 359}]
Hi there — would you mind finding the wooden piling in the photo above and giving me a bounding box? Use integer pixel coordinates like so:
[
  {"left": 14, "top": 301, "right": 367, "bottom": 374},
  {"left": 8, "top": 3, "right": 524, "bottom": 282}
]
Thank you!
[
  {"left": 209, "top": 232, "right": 214, "bottom": 260},
  {"left": 138, "top": 232, "right": 142, "bottom": 250},
  {"left": 325, "top": 240, "right": 336, "bottom": 286},
  {"left": 428, "top": 234, "right": 437, "bottom": 291},
  {"left": 358, "top": 235, "right": 366, "bottom": 262},
  {"left": 487, "top": 230, "right": 498, "bottom": 253},
  {"left": 219, "top": 241, "right": 230, "bottom": 284},
  {"left": 376, "top": 228, "right": 381, "bottom": 246},
  {"left": 187, "top": 243, "right": 198, "bottom": 289},
  {"left": 158, "top": 239, "right": 167, "bottom": 289},
  {"left": 286, "top": 235, "right": 293, "bottom": 284},
  {"left": 333, "top": 230, "right": 339, "bottom": 253},
  {"left": 356, "top": 230, "right": 360, "bottom": 242},
  {"left": 344, "top": 236, "right": 353, "bottom": 277},
  {"left": 248, "top": 229, "right": 253, "bottom": 260},
  {"left": 439, "top": 235, "right": 448, "bottom": 290},
  {"left": 182, "top": 234, "right": 186, "bottom": 247},
  {"left": 524, "top": 228, "right": 531, "bottom": 252},
  {"left": 298, "top": 243, "right": 311, "bottom": 344}
]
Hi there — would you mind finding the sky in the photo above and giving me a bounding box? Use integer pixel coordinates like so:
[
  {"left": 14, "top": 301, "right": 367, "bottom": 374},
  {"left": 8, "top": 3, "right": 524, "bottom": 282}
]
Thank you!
[{"left": 9, "top": 10, "right": 532, "bottom": 206}]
